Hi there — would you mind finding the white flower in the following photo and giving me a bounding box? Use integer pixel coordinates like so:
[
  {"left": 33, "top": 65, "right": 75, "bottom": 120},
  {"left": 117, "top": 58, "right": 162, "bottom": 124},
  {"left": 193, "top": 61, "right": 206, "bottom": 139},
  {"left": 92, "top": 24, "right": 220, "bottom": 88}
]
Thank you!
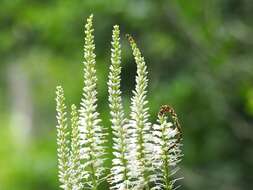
[
  {"left": 79, "top": 14, "right": 107, "bottom": 189},
  {"left": 55, "top": 86, "right": 72, "bottom": 190},
  {"left": 127, "top": 34, "right": 153, "bottom": 189},
  {"left": 108, "top": 25, "right": 131, "bottom": 190},
  {"left": 55, "top": 14, "right": 184, "bottom": 190},
  {"left": 151, "top": 115, "right": 183, "bottom": 190},
  {"left": 69, "top": 104, "right": 83, "bottom": 190}
]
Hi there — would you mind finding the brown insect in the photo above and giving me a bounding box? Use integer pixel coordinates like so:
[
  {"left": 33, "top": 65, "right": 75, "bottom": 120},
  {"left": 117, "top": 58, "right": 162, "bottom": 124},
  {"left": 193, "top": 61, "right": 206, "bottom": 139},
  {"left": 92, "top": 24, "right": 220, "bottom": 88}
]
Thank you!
[
  {"left": 158, "top": 105, "right": 182, "bottom": 150},
  {"left": 126, "top": 34, "right": 135, "bottom": 44}
]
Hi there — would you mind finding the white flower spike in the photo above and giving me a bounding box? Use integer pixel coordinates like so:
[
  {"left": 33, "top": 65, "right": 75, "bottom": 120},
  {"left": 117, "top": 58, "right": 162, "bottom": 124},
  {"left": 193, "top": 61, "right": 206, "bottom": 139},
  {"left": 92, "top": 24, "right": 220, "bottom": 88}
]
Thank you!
[
  {"left": 152, "top": 105, "right": 183, "bottom": 190},
  {"left": 79, "top": 14, "right": 107, "bottom": 190},
  {"left": 70, "top": 104, "right": 83, "bottom": 190},
  {"left": 55, "top": 15, "right": 183, "bottom": 190},
  {"left": 56, "top": 86, "right": 72, "bottom": 190},
  {"left": 126, "top": 34, "right": 154, "bottom": 189},
  {"left": 108, "top": 25, "right": 131, "bottom": 190}
]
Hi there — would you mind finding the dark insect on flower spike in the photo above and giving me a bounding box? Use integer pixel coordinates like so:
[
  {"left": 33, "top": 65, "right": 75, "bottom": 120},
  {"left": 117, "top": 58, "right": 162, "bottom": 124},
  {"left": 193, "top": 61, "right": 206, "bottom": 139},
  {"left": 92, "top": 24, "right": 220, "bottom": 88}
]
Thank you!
[{"left": 126, "top": 34, "right": 135, "bottom": 44}]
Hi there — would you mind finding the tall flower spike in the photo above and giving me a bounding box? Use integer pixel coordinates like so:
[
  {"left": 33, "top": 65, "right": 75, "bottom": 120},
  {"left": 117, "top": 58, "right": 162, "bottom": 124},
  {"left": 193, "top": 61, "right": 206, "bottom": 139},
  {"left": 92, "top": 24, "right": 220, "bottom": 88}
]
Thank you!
[
  {"left": 108, "top": 25, "right": 130, "bottom": 190},
  {"left": 152, "top": 106, "right": 183, "bottom": 190},
  {"left": 70, "top": 104, "right": 83, "bottom": 190},
  {"left": 127, "top": 34, "right": 153, "bottom": 189},
  {"left": 79, "top": 14, "right": 107, "bottom": 189},
  {"left": 56, "top": 86, "right": 71, "bottom": 190},
  {"left": 55, "top": 16, "right": 184, "bottom": 190}
]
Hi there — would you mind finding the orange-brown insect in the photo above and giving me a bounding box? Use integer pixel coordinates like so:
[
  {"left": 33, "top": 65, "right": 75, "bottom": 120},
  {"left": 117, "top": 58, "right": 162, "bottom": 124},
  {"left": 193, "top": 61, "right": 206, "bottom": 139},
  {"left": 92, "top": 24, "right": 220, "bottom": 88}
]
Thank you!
[
  {"left": 126, "top": 34, "right": 135, "bottom": 44},
  {"left": 158, "top": 105, "right": 182, "bottom": 149}
]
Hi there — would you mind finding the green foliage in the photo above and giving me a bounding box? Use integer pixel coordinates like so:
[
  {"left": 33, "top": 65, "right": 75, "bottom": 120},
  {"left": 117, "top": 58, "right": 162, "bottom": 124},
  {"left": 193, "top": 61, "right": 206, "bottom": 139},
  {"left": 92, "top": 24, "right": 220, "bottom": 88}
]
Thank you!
[{"left": 1, "top": 1, "right": 253, "bottom": 190}]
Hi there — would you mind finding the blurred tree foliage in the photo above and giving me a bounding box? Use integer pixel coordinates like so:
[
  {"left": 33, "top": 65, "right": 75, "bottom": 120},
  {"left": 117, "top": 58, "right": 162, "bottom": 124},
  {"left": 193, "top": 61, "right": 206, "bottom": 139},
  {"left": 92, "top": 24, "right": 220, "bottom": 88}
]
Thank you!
[{"left": 0, "top": 0, "right": 253, "bottom": 190}]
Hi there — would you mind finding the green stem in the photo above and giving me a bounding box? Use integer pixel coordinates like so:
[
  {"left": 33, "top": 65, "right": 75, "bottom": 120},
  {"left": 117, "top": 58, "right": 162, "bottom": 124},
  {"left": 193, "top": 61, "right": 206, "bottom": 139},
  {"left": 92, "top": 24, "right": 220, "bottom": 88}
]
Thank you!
[{"left": 160, "top": 116, "right": 172, "bottom": 190}]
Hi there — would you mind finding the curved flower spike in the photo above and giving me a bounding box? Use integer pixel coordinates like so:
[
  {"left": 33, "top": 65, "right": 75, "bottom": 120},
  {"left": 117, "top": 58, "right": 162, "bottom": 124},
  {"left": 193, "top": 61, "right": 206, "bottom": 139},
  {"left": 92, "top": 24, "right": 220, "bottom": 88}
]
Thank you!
[{"left": 127, "top": 34, "right": 153, "bottom": 189}]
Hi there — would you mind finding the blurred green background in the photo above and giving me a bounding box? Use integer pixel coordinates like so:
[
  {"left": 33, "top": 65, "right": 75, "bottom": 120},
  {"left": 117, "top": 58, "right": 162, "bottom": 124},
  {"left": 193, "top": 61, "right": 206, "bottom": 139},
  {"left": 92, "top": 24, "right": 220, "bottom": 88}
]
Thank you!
[{"left": 0, "top": 0, "right": 253, "bottom": 189}]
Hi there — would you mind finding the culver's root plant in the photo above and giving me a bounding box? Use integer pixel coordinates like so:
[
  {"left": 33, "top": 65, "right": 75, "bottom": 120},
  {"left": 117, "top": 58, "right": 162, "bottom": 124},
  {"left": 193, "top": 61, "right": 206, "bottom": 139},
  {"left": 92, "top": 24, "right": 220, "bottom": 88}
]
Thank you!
[{"left": 55, "top": 14, "right": 183, "bottom": 190}]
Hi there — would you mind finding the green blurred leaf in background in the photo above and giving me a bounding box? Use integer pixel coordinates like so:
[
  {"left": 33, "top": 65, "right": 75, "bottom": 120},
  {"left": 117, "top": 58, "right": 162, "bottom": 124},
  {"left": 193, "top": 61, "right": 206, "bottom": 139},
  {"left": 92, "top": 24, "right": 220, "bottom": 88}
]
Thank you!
[{"left": 0, "top": 0, "right": 253, "bottom": 190}]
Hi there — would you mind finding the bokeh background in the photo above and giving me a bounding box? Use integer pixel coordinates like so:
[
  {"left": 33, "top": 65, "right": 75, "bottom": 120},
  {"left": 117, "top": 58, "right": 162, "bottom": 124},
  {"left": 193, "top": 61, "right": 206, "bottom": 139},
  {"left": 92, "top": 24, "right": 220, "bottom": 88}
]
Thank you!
[{"left": 1, "top": 0, "right": 253, "bottom": 189}]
